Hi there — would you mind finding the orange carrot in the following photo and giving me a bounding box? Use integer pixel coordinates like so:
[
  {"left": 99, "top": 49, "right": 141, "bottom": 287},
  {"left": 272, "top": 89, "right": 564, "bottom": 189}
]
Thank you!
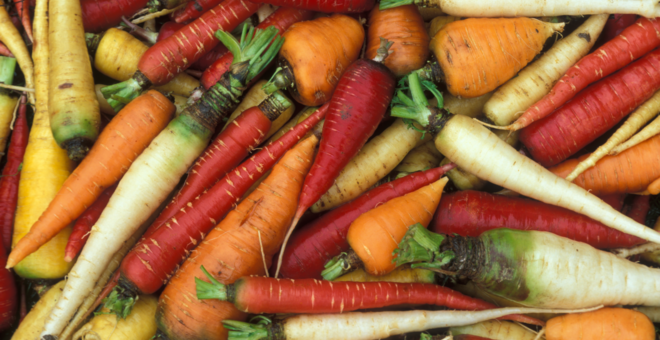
[
  {"left": 365, "top": 5, "right": 429, "bottom": 77},
  {"left": 156, "top": 135, "right": 318, "bottom": 340},
  {"left": 546, "top": 307, "right": 655, "bottom": 340},
  {"left": 322, "top": 177, "right": 448, "bottom": 280},
  {"left": 549, "top": 134, "right": 660, "bottom": 196},
  {"left": 7, "top": 90, "right": 174, "bottom": 268}
]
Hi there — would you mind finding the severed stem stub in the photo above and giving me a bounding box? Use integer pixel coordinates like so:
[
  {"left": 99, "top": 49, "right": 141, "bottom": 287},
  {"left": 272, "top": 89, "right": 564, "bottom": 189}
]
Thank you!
[{"left": 372, "top": 37, "right": 394, "bottom": 63}]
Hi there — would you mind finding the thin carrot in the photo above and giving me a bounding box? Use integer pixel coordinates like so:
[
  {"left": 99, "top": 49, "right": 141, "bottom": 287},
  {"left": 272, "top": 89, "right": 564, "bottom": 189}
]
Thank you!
[
  {"left": 0, "top": 56, "right": 18, "bottom": 156},
  {"left": 7, "top": 90, "right": 175, "bottom": 269},
  {"left": 508, "top": 17, "right": 660, "bottom": 131},
  {"left": 322, "top": 177, "right": 448, "bottom": 280},
  {"left": 12, "top": 0, "right": 32, "bottom": 42},
  {"left": 546, "top": 307, "right": 655, "bottom": 340},
  {"left": 610, "top": 110, "right": 660, "bottom": 156},
  {"left": 0, "top": 94, "right": 27, "bottom": 252},
  {"left": 0, "top": 0, "right": 34, "bottom": 105},
  {"left": 0, "top": 238, "right": 16, "bottom": 332},
  {"left": 156, "top": 135, "right": 318, "bottom": 340}
]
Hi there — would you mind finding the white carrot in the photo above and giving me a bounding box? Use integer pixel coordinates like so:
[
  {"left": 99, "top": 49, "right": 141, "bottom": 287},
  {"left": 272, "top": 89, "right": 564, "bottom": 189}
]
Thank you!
[
  {"left": 565, "top": 90, "right": 660, "bottom": 181},
  {"left": 610, "top": 107, "right": 660, "bottom": 156},
  {"left": 223, "top": 306, "right": 600, "bottom": 340},
  {"left": 450, "top": 320, "right": 539, "bottom": 340},
  {"left": 483, "top": 14, "right": 608, "bottom": 127}
]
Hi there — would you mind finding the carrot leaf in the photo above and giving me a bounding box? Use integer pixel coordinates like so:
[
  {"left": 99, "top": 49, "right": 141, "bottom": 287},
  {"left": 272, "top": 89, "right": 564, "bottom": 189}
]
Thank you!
[
  {"left": 99, "top": 287, "right": 138, "bottom": 320},
  {"left": 223, "top": 319, "right": 271, "bottom": 340},
  {"left": 321, "top": 250, "right": 362, "bottom": 281},
  {"left": 393, "top": 224, "right": 454, "bottom": 270},
  {"left": 378, "top": 0, "right": 414, "bottom": 10},
  {"left": 195, "top": 265, "right": 228, "bottom": 300}
]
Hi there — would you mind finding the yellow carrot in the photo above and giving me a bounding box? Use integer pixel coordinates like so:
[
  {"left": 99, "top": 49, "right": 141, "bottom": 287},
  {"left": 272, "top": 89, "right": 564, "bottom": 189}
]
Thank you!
[
  {"left": 10, "top": 281, "right": 66, "bottom": 340},
  {"left": 72, "top": 295, "right": 158, "bottom": 340},
  {"left": 0, "top": 0, "right": 35, "bottom": 106}
]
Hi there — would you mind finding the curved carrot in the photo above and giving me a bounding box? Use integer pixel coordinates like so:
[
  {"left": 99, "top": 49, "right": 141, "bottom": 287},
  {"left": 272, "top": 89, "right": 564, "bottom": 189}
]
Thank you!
[
  {"left": 510, "top": 17, "right": 660, "bottom": 131},
  {"left": 156, "top": 135, "right": 318, "bottom": 340},
  {"left": 0, "top": 95, "right": 27, "bottom": 252},
  {"left": 7, "top": 90, "right": 175, "bottom": 269},
  {"left": 546, "top": 307, "right": 655, "bottom": 340}
]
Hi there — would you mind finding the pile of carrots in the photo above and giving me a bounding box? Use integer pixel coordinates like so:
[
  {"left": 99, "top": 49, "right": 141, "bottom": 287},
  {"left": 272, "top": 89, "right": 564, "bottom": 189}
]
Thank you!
[{"left": 1, "top": 0, "right": 660, "bottom": 339}]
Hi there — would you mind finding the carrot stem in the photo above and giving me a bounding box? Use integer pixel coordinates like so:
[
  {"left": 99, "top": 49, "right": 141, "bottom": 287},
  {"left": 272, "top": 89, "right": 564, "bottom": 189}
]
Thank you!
[
  {"left": 393, "top": 224, "right": 453, "bottom": 269},
  {"left": 320, "top": 251, "right": 362, "bottom": 280},
  {"left": 379, "top": 0, "right": 414, "bottom": 10},
  {"left": 195, "top": 265, "right": 228, "bottom": 300}
]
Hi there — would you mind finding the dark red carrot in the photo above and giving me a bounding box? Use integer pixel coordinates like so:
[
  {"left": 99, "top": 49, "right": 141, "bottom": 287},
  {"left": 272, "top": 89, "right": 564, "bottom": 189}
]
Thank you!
[
  {"left": 196, "top": 272, "right": 543, "bottom": 325},
  {"left": 148, "top": 98, "right": 280, "bottom": 232},
  {"left": 623, "top": 195, "right": 650, "bottom": 225},
  {"left": 431, "top": 191, "right": 645, "bottom": 249},
  {"left": 201, "top": 7, "right": 314, "bottom": 89},
  {"left": 64, "top": 184, "right": 118, "bottom": 262},
  {"left": 602, "top": 14, "right": 638, "bottom": 43},
  {"left": 0, "top": 240, "right": 16, "bottom": 332},
  {"left": 278, "top": 166, "right": 455, "bottom": 280},
  {"left": 102, "top": 0, "right": 260, "bottom": 112},
  {"left": 81, "top": 0, "right": 149, "bottom": 33},
  {"left": 0, "top": 95, "right": 27, "bottom": 252},
  {"left": 0, "top": 42, "right": 13, "bottom": 58},
  {"left": 509, "top": 17, "right": 660, "bottom": 131},
  {"left": 156, "top": 22, "right": 185, "bottom": 43},
  {"left": 275, "top": 57, "right": 396, "bottom": 277},
  {"left": 112, "top": 104, "right": 327, "bottom": 303},
  {"left": 600, "top": 193, "right": 627, "bottom": 212},
  {"left": 172, "top": 0, "right": 224, "bottom": 23},
  {"left": 12, "top": 0, "right": 32, "bottom": 42},
  {"left": 519, "top": 48, "right": 660, "bottom": 167},
  {"left": 251, "top": 0, "right": 374, "bottom": 13}
]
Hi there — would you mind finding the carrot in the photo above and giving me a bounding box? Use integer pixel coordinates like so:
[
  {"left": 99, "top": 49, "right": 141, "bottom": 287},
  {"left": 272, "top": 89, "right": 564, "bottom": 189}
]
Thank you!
[
  {"left": 10, "top": 281, "right": 65, "bottom": 340},
  {"left": 172, "top": 0, "right": 224, "bottom": 23},
  {"left": 222, "top": 307, "right": 596, "bottom": 340},
  {"left": 200, "top": 7, "right": 315, "bottom": 90},
  {"left": 0, "top": 94, "right": 27, "bottom": 252},
  {"left": 12, "top": 0, "right": 32, "bottom": 42},
  {"left": 609, "top": 107, "right": 660, "bottom": 156},
  {"left": 321, "top": 177, "right": 448, "bottom": 280},
  {"left": 112, "top": 103, "right": 323, "bottom": 310},
  {"left": 391, "top": 73, "right": 660, "bottom": 245},
  {"left": 483, "top": 15, "right": 608, "bottom": 127},
  {"left": 250, "top": 0, "right": 374, "bottom": 13},
  {"left": 451, "top": 320, "right": 539, "bottom": 340},
  {"left": 72, "top": 295, "right": 158, "bottom": 340},
  {"left": 508, "top": 17, "right": 660, "bottom": 131},
  {"left": 0, "top": 0, "right": 34, "bottom": 106},
  {"left": 0, "top": 240, "right": 17, "bottom": 332},
  {"left": 81, "top": 0, "right": 159, "bottom": 33},
  {"left": 393, "top": 141, "right": 443, "bottom": 177},
  {"left": 335, "top": 266, "right": 436, "bottom": 283},
  {"left": 365, "top": 5, "right": 429, "bottom": 77},
  {"left": 0, "top": 41, "right": 13, "bottom": 58},
  {"left": 519, "top": 49, "right": 660, "bottom": 167},
  {"left": 263, "top": 14, "right": 365, "bottom": 106},
  {"left": 63, "top": 184, "right": 118, "bottom": 262},
  {"left": 0, "top": 56, "right": 18, "bottom": 156},
  {"left": 546, "top": 307, "right": 655, "bottom": 340},
  {"left": 432, "top": 191, "right": 645, "bottom": 249},
  {"left": 428, "top": 16, "right": 461, "bottom": 38},
  {"left": 156, "top": 135, "right": 318, "bottom": 340},
  {"left": 415, "top": 18, "right": 563, "bottom": 98},
  {"left": 101, "top": 0, "right": 260, "bottom": 112},
  {"left": 7, "top": 90, "right": 175, "bottom": 269},
  {"left": 379, "top": 0, "right": 660, "bottom": 17},
  {"left": 86, "top": 28, "right": 200, "bottom": 98},
  {"left": 549, "top": 134, "right": 660, "bottom": 195},
  {"left": 600, "top": 14, "right": 638, "bottom": 44},
  {"left": 423, "top": 334, "right": 495, "bottom": 340},
  {"left": 197, "top": 270, "right": 544, "bottom": 324}
]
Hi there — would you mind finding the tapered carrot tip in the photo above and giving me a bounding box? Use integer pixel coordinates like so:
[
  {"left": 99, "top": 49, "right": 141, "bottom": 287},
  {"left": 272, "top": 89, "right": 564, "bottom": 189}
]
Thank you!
[
  {"left": 274, "top": 208, "right": 305, "bottom": 277},
  {"left": 63, "top": 255, "right": 74, "bottom": 263}
]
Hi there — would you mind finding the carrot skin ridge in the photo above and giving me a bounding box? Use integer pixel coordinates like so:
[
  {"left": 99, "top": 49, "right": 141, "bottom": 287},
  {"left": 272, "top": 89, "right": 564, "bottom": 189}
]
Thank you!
[
  {"left": 278, "top": 166, "right": 454, "bottom": 280},
  {"left": 118, "top": 104, "right": 328, "bottom": 296},
  {"left": 64, "top": 184, "right": 118, "bottom": 262},
  {"left": 155, "top": 21, "right": 230, "bottom": 72},
  {"left": 81, "top": 0, "right": 150, "bottom": 33},
  {"left": 138, "top": 0, "right": 260, "bottom": 86},
  {"left": 431, "top": 190, "right": 645, "bottom": 249},
  {"left": 514, "top": 17, "right": 660, "bottom": 130},
  {"left": 201, "top": 7, "right": 314, "bottom": 89},
  {"left": 250, "top": 0, "right": 374, "bottom": 13},
  {"left": 148, "top": 106, "right": 273, "bottom": 233},
  {"left": 0, "top": 96, "right": 27, "bottom": 252},
  {"left": 0, "top": 241, "right": 16, "bottom": 332},
  {"left": 520, "top": 48, "right": 660, "bottom": 167}
]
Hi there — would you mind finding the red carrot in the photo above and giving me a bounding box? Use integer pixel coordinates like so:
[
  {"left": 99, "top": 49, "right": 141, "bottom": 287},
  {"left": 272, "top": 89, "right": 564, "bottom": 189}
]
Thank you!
[
  {"left": 251, "top": 0, "right": 374, "bottom": 13},
  {"left": 0, "top": 42, "right": 13, "bottom": 58},
  {"left": 153, "top": 20, "right": 229, "bottom": 72},
  {"left": 201, "top": 7, "right": 314, "bottom": 89},
  {"left": 102, "top": 0, "right": 260, "bottom": 112},
  {"left": 623, "top": 195, "right": 650, "bottom": 225},
  {"left": 509, "top": 17, "right": 660, "bottom": 131},
  {"left": 156, "top": 22, "right": 185, "bottom": 42},
  {"left": 600, "top": 193, "right": 627, "bottom": 212},
  {"left": 196, "top": 273, "right": 543, "bottom": 325},
  {"left": 63, "top": 184, "right": 118, "bottom": 262},
  {"left": 81, "top": 0, "right": 149, "bottom": 33},
  {"left": 0, "top": 240, "right": 16, "bottom": 332},
  {"left": 12, "top": 0, "right": 32, "bottom": 42},
  {"left": 148, "top": 99, "right": 279, "bottom": 232},
  {"left": 275, "top": 57, "right": 395, "bottom": 277},
  {"left": 172, "top": 0, "right": 224, "bottom": 23},
  {"left": 431, "top": 191, "right": 645, "bottom": 249},
  {"left": 0, "top": 95, "right": 27, "bottom": 252},
  {"left": 601, "top": 14, "right": 638, "bottom": 43},
  {"left": 519, "top": 48, "right": 660, "bottom": 167},
  {"left": 278, "top": 166, "right": 455, "bottom": 280},
  {"left": 111, "top": 104, "right": 327, "bottom": 305}
]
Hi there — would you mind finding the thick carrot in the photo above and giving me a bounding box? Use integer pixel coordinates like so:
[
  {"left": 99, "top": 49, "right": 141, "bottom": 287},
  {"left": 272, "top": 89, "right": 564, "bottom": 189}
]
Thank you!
[
  {"left": 156, "top": 135, "right": 318, "bottom": 340},
  {"left": 365, "top": 5, "right": 429, "bottom": 77},
  {"left": 322, "top": 178, "right": 448, "bottom": 280},
  {"left": 510, "top": 17, "right": 660, "bottom": 131},
  {"left": 201, "top": 7, "right": 315, "bottom": 90},
  {"left": 432, "top": 191, "right": 645, "bottom": 249},
  {"left": 0, "top": 240, "right": 16, "bottom": 332},
  {"left": 113, "top": 104, "right": 324, "bottom": 305},
  {"left": 0, "top": 0, "right": 34, "bottom": 105},
  {"left": 101, "top": 0, "right": 260, "bottom": 112},
  {"left": 549, "top": 134, "right": 660, "bottom": 195},
  {"left": 250, "top": 0, "right": 374, "bottom": 13},
  {"left": 63, "top": 184, "right": 118, "bottom": 262},
  {"left": 519, "top": 49, "right": 660, "bottom": 167},
  {"left": 416, "top": 18, "right": 563, "bottom": 98},
  {"left": 278, "top": 166, "right": 454, "bottom": 280},
  {"left": 263, "top": 14, "right": 365, "bottom": 106},
  {"left": 7, "top": 90, "right": 175, "bottom": 269},
  {"left": 0, "top": 95, "right": 27, "bottom": 252},
  {"left": 73, "top": 294, "right": 158, "bottom": 340},
  {"left": 600, "top": 14, "right": 638, "bottom": 44},
  {"left": 546, "top": 307, "right": 655, "bottom": 340},
  {"left": 172, "top": 0, "right": 223, "bottom": 23}
]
